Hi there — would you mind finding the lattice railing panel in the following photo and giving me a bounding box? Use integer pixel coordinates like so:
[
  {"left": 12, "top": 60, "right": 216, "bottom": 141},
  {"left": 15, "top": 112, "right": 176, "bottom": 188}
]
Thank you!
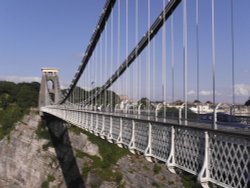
[
  {"left": 175, "top": 128, "right": 205, "bottom": 174},
  {"left": 122, "top": 119, "right": 133, "bottom": 145},
  {"left": 151, "top": 124, "right": 171, "bottom": 161},
  {"left": 97, "top": 115, "right": 103, "bottom": 133},
  {"left": 89, "top": 114, "right": 96, "bottom": 131},
  {"left": 82, "top": 112, "right": 86, "bottom": 128},
  {"left": 77, "top": 112, "right": 83, "bottom": 129},
  {"left": 209, "top": 132, "right": 250, "bottom": 188},
  {"left": 85, "top": 113, "right": 91, "bottom": 129},
  {"left": 134, "top": 121, "right": 149, "bottom": 152},
  {"left": 93, "top": 114, "right": 98, "bottom": 132},
  {"left": 87, "top": 113, "right": 92, "bottom": 130},
  {"left": 112, "top": 117, "right": 120, "bottom": 140},
  {"left": 41, "top": 107, "right": 250, "bottom": 187},
  {"left": 103, "top": 116, "right": 110, "bottom": 136}
]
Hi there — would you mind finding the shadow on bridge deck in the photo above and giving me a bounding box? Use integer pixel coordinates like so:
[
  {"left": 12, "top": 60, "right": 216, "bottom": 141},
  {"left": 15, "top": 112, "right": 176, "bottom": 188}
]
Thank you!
[{"left": 43, "top": 115, "right": 85, "bottom": 188}]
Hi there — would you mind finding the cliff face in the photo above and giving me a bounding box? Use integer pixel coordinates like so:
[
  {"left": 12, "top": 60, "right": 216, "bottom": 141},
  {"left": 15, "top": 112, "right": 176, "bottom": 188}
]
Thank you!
[
  {"left": 0, "top": 111, "right": 186, "bottom": 188},
  {"left": 0, "top": 112, "right": 65, "bottom": 187}
]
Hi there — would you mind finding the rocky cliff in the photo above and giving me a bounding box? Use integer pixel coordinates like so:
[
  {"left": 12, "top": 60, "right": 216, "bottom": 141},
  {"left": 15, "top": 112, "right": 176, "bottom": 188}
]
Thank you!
[{"left": 0, "top": 111, "right": 191, "bottom": 188}]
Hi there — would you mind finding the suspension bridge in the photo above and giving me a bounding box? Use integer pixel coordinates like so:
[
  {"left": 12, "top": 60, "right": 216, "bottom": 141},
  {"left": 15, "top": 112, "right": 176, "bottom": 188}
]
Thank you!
[{"left": 39, "top": 0, "right": 250, "bottom": 187}]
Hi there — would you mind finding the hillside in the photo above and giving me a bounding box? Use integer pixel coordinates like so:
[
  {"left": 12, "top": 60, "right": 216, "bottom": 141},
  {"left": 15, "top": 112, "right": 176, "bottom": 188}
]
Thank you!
[
  {"left": 0, "top": 81, "right": 40, "bottom": 140},
  {"left": 0, "top": 111, "right": 190, "bottom": 188},
  {"left": 0, "top": 81, "right": 199, "bottom": 188}
]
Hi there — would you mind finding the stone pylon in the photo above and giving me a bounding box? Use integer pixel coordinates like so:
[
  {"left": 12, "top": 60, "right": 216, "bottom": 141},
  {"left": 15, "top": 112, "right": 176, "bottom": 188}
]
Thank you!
[{"left": 39, "top": 68, "right": 61, "bottom": 108}]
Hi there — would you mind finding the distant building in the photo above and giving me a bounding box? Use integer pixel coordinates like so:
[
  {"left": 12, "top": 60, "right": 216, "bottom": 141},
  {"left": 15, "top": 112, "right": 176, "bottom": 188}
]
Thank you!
[
  {"left": 119, "top": 95, "right": 129, "bottom": 101},
  {"left": 234, "top": 105, "right": 250, "bottom": 116}
]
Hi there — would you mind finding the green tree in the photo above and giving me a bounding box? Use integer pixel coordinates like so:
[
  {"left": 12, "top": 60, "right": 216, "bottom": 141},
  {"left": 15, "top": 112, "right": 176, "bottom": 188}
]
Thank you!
[
  {"left": 138, "top": 97, "right": 154, "bottom": 110},
  {"left": 244, "top": 97, "right": 250, "bottom": 106},
  {"left": 0, "top": 93, "right": 13, "bottom": 109},
  {"left": 0, "top": 81, "right": 40, "bottom": 140},
  {"left": 0, "top": 104, "right": 23, "bottom": 139}
]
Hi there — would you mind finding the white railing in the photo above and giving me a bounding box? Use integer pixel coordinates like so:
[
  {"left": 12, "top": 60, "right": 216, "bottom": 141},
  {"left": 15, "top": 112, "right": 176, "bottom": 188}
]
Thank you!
[{"left": 41, "top": 105, "right": 250, "bottom": 188}]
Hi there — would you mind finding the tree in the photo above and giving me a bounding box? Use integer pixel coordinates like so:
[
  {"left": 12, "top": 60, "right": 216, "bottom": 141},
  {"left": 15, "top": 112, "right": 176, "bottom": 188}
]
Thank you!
[
  {"left": 244, "top": 97, "right": 250, "bottom": 106},
  {"left": 205, "top": 101, "right": 212, "bottom": 104},
  {"left": 174, "top": 100, "right": 183, "bottom": 105},
  {"left": 193, "top": 100, "right": 201, "bottom": 104},
  {"left": 16, "top": 84, "right": 39, "bottom": 110},
  {"left": 0, "top": 81, "right": 40, "bottom": 140},
  {"left": 138, "top": 97, "right": 149, "bottom": 106},
  {"left": 0, "top": 93, "right": 13, "bottom": 109},
  {"left": 138, "top": 98, "right": 154, "bottom": 110}
]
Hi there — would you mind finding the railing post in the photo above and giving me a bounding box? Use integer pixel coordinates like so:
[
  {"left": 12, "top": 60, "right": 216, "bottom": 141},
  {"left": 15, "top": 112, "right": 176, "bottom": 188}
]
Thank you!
[
  {"left": 100, "top": 115, "right": 105, "bottom": 139},
  {"left": 155, "top": 104, "right": 162, "bottom": 121},
  {"left": 99, "top": 104, "right": 103, "bottom": 112},
  {"left": 144, "top": 122, "right": 152, "bottom": 162},
  {"left": 94, "top": 104, "right": 98, "bottom": 111},
  {"left": 179, "top": 108, "right": 182, "bottom": 125},
  {"left": 81, "top": 112, "right": 84, "bottom": 129},
  {"left": 114, "top": 104, "right": 119, "bottom": 113},
  {"left": 106, "top": 104, "right": 110, "bottom": 112},
  {"left": 82, "top": 112, "right": 86, "bottom": 129},
  {"left": 167, "top": 126, "right": 176, "bottom": 173},
  {"left": 129, "top": 120, "right": 135, "bottom": 154},
  {"left": 78, "top": 110, "right": 81, "bottom": 127},
  {"left": 69, "top": 110, "right": 72, "bottom": 123},
  {"left": 125, "top": 103, "right": 129, "bottom": 116},
  {"left": 116, "top": 118, "right": 123, "bottom": 148},
  {"left": 155, "top": 108, "right": 158, "bottom": 122},
  {"left": 73, "top": 110, "right": 76, "bottom": 124},
  {"left": 94, "top": 115, "right": 99, "bottom": 136},
  {"left": 72, "top": 111, "right": 75, "bottom": 124},
  {"left": 213, "top": 103, "right": 221, "bottom": 130},
  {"left": 84, "top": 113, "right": 88, "bottom": 130},
  {"left": 198, "top": 131, "right": 210, "bottom": 188},
  {"left": 90, "top": 114, "right": 94, "bottom": 132},
  {"left": 63, "top": 108, "right": 66, "bottom": 120},
  {"left": 179, "top": 103, "right": 185, "bottom": 125},
  {"left": 77, "top": 107, "right": 80, "bottom": 125},
  {"left": 107, "top": 116, "right": 113, "bottom": 142},
  {"left": 138, "top": 103, "right": 142, "bottom": 116}
]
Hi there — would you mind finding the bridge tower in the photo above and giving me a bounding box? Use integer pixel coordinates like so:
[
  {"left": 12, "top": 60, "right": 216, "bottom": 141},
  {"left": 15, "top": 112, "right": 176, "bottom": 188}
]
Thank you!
[{"left": 39, "top": 68, "right": 61, "bottom": 107}]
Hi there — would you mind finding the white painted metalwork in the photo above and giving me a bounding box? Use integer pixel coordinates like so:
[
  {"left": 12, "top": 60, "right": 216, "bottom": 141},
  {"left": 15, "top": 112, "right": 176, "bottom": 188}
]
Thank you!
[{"left": 41, "top": 106, "right": 250, "bottom": 188}]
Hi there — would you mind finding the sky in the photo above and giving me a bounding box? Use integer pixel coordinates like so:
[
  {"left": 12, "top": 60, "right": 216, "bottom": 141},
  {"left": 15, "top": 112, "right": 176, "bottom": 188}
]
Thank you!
[{"left": 0, "top": 0, "right": 250, "bottom": 104}]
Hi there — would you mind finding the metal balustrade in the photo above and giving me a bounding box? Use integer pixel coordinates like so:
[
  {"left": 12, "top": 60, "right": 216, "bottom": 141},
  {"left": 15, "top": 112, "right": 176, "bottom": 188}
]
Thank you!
[{"left": 41, "top": 106, "right": 250, "bottom": 188}]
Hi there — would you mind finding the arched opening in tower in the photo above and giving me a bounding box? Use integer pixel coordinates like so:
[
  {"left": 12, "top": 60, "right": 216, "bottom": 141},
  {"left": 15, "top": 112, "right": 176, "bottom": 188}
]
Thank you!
[{"left": 47, "top": 80, "right": 55, "bottom": 102}]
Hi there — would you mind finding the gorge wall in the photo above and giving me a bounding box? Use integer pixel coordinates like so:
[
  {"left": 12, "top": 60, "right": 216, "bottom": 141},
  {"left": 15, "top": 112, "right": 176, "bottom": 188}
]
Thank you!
[{"left": 0, "top": 110, "right": 193, "bottom": 188}]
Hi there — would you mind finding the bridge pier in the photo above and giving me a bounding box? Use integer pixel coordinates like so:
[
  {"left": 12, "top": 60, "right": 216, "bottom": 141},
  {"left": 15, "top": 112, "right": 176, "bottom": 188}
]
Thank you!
[{"left": 39, "top": 68, "right": 61, "bottom": 108}]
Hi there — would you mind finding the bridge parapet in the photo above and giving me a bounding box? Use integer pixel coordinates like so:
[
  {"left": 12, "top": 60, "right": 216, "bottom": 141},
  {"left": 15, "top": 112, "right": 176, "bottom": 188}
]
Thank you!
[{"left": 41, "top": 105, "right": 250, "bottom": 188}]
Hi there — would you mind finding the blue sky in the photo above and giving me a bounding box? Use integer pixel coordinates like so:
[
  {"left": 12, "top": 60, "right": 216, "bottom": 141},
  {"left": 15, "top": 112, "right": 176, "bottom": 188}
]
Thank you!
[{"left": 0, "top": 0, "right": 250, "bottom": 104}]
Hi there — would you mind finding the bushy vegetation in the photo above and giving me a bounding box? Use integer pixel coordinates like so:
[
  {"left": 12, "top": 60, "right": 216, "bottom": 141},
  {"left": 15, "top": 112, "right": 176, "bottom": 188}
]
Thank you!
[
  {"left": 0, "top": 81, "right": 40, "bottom": 140},
  {"left": 35, "top": 120, "right": 53, "bottom": 150},
  {"left": 35, "top": 120, "right": 50, "bottom": 140},
  {"left": 153, "top": 164, "right": 161, "bottom": 175},
  {"left": 70, "top": 126, "right": 129, "bottom": 186},
  {"left": 180, "top": 171, "right": 202, "bottom": 188},
  {"left": 41, "top": 174, "right": 55, "bottom": 188},
  {"left": 62, "top": 86, "right": 121, "bottom": 108}
]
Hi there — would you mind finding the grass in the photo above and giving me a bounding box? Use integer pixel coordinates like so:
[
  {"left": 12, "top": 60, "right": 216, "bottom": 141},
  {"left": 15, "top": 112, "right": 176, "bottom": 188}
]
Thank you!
[
  {"left": 41, "top": 181, "right": 49, "bottom": 188},
  {"left": 0, "top": 104, "right": 23, "bottom": 140},
  {"left": 70, "top": 126, "right": 129, "bottom": 185},
  {"left": 35, "top": 120, "right": 54, "bottom": 151},
  {"left": 47, "top": 175, "right": 55, "bottom": 182},
  {"left": 180, "top": 172, "right": 202, "bottom": 188},
  {"left": 41, "top": 174, "right": 55, "bottom": 188},
  {"left": 42, "top": 141, "right": 53, "bottom": 151},
  {"left": 35, "top": 120, "right": 50, "bottom": 140},
  {"left": 82, "top": 165, "right": 91, "bottom": 179},
  {"left": 153, "top": 164, "right": 161, "bottom": 175},
  {"left": 152, "top": 181, "right": 160, "bottom": 188}
]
